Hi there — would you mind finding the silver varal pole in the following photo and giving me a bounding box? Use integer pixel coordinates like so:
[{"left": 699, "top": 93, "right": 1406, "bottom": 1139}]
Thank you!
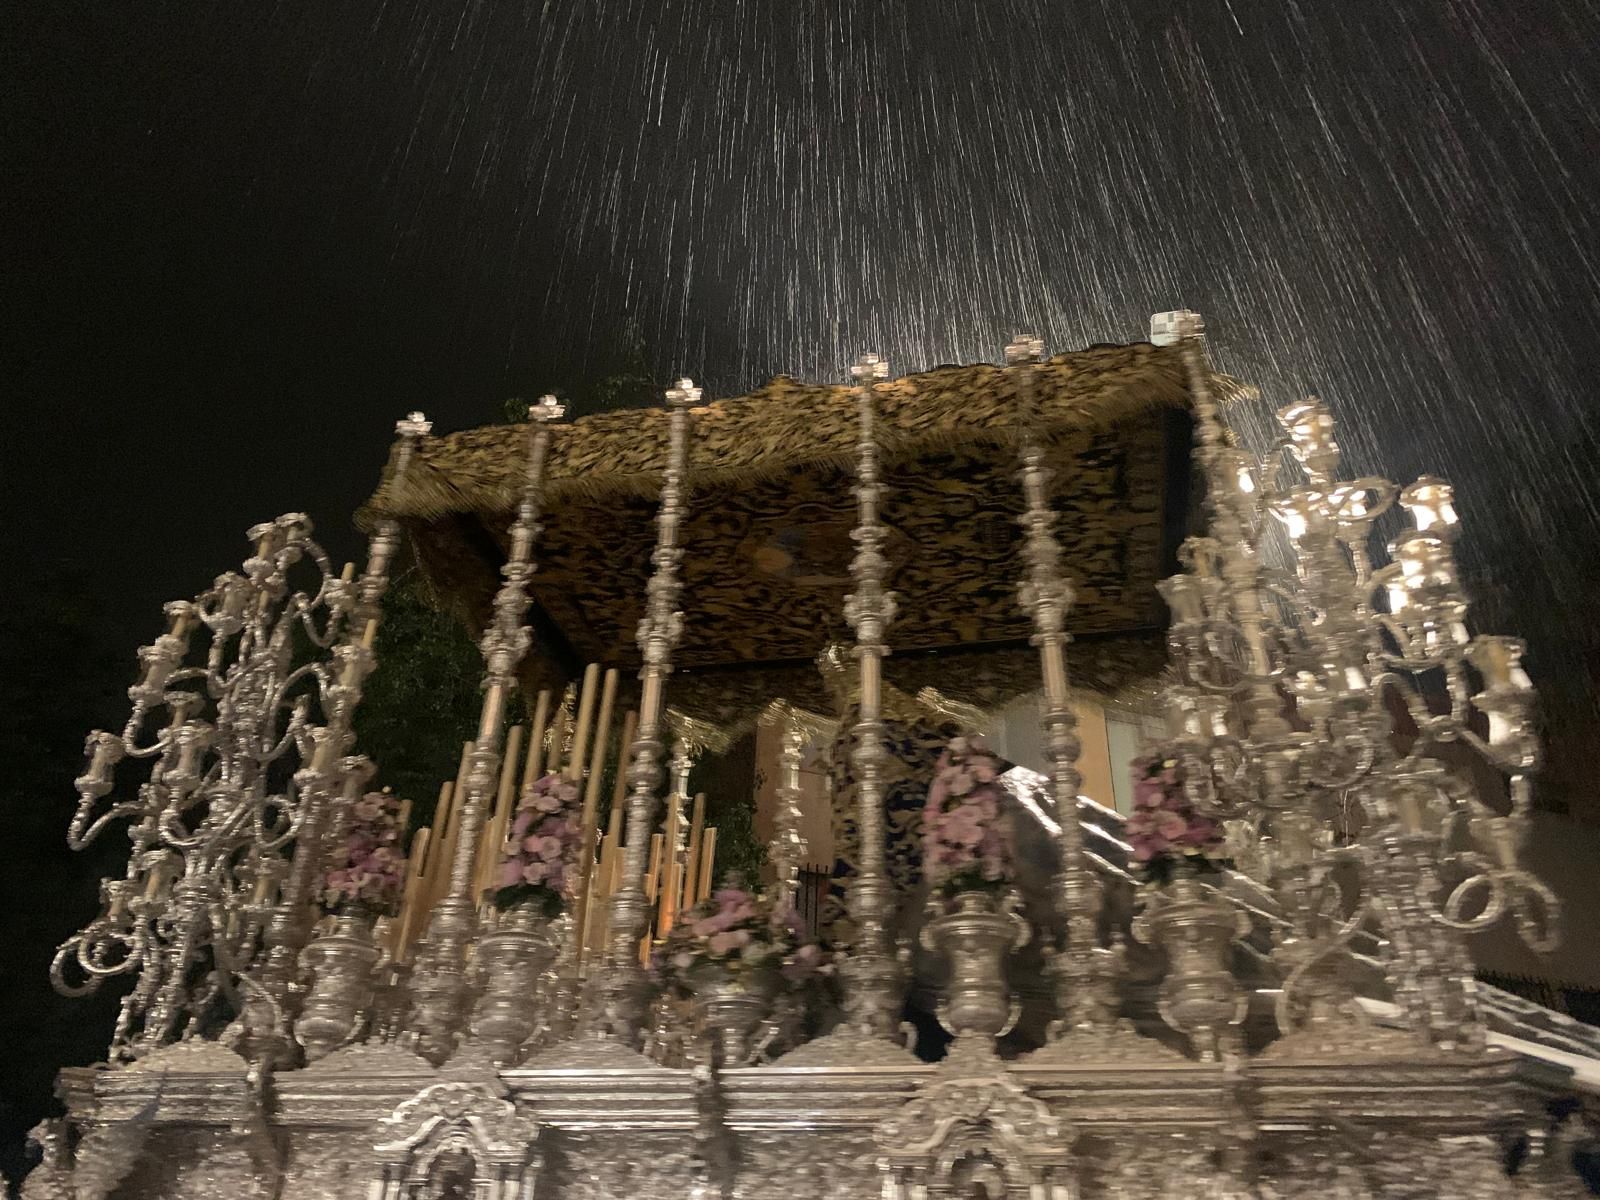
[
  {"left": 406, "top": 396, "right": 563, "bottom": 1064},
  {"left": 1004, "top": 336, "right": 1116, "bottom": 1040},
  {"left": 598, "top": 378, "right": 700, "bottom": 1044},
  {"left": 839, "top": 352, "right": 905, "bottom": 1040},
  {"left": 251, "top": 413, "right": 429, "bottom": 1035}
]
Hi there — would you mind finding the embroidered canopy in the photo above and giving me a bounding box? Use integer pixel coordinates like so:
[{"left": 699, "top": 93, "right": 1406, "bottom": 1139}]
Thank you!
[{"left": 362, "top": 340, "right": 1217, "bottom": 734}]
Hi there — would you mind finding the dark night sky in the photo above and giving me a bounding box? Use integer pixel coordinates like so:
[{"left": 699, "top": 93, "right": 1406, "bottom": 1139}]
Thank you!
[{"left": 2, "top": 0, "right": 1599, "bottom": 1163}]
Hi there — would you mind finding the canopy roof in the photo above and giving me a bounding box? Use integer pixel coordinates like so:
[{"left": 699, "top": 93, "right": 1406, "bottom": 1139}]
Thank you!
[{"left": 363, "top": 340, "right": 1215, "bottom": 735}]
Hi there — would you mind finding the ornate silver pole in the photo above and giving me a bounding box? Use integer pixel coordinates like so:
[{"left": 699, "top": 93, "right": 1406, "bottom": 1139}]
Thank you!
[
  {"left": 1004, "top": 335, "right": 1116, "bottom": 1040},
  {"left": 598, "top": 378, "right": 700, "bottom": 1044},
  {"left": 838, "top": 352, "right": 906, "bottom": 1040},
  {"left": 406, "top": 395, "right": 563, "bottom": 1063},
  {"left": 255, "top": 414, "right": 431, "bottom": 1021},
  {"left": 1153, "top": 311, "right": 1294, "bottom": 755}
]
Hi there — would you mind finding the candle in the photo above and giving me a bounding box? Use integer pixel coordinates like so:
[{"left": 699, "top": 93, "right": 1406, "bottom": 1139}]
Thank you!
[
  {"left": 1195, "top": 694, "right": 1231, "bottom": 739},
  {"left": 697, "top": 828, "right": 718, "bottom": 901},
  {"left": 1278, "top": 814, "right": 1315, "bottom": 866},
  {"left": 1269, "top": 487, "right": 1321, "bottom": 543},
  {"left": 1158, "top": 575, "right": 1207, "bottom": 625},
  {"left": 1396, "top": 791, "right": 1426, "bottom": 834},
  {"left": 682, "top": 792, "right": 706, "bottom": 914},
  {"left": 524, "top": 690, "right": 553, "bottom": 787},
  {"left": 1277, "top": 398, "right": 1338, "bottom": 465},
  {"left": 659, "top": 796, "right": 682, "bottom": 936},
  {"left": 565, "top": 665, "right": 602, "bottom": 782},
  {"left": 1166, "top": 692, "right": 1200, "bottom": 740},
  {"left": 641, "top": 833, "right": 664, "bottom": 964},
  {"left": 144, "top": 857, "right": 170, "bottom": 902},
  {"left": 476, "top": 724, "right": 526, "bottom": 898},
  {"left": 1219, "top": 447, "right": 1258, "bottom": 496},
  {"left": 1470, "top": 636, "right": 1531, "bottom": 692},
  {"left": 1400, "top": 476, "right": 1458, "bottom": 536},
  {"left": 572, "top": 670, "right": 619, "bottom": 971}
]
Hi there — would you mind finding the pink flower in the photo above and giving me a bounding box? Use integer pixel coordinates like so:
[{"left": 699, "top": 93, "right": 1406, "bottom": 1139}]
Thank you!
[
  {"left": 1132, "top": 836, "right": 1166, "bottom": 861},
  {"left": 535, "top": 835, "right": 564, "bottom": 860},
  {"left": 511, "top": 810, "right": 535, "bottom": 838},
  {"left": 522, "top": 861, "right": 549, "bottom": 885},
  {"left": 708, "top": 929, "right": 751, "bottom": 955},
  {"left": 499, "top": 858, "right": 524, "bottom": 888},
  {"left": 1156, "top": 810, "right": 1188, "bottom": 840},
  {"left": 1132, "top": 778, "right": 1165, "bottom": 810},
  {"left": 713, "top": 886, "right": 750, "bottom": 908}
]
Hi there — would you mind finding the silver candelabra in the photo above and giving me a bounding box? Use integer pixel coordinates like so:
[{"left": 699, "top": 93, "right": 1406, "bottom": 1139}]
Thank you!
[
  {"left": 1150, "top": 310, "right": 1558, "bottom": 1051},
  {"left": 53, "top": 413, "right": 430, "bottom": 1059}
]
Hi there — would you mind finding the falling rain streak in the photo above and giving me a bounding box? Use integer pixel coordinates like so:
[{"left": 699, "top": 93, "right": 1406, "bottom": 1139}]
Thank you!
[{"left": 14, "top": 0, "right": 1600, "bottom": 809}]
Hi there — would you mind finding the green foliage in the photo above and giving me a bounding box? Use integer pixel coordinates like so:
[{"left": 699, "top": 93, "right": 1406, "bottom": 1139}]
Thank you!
[
  {"left": 353, "top": 570, "right": 483, "bottom": 831},
  {"left": 689, "top": 734, "right": 767, "bottom": 889}
]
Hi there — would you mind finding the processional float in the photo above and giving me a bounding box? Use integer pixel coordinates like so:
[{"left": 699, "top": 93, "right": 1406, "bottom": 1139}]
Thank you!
[{"left": 26, "top": 313, "right": 1598, "bottom": 1198}]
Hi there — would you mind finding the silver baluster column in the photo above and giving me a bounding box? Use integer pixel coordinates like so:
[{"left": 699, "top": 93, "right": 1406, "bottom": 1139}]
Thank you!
[
  {"left": 598, "top": 378, "right": 701, "bottom": 1044},
  {"left": 1154, "top": 312, "right": 1294, "bottom": 756},
  {"left": 1005, "top": 335, "right": 1116, "bottom": 1039},
  {"left": 770, "top": 720, "right": 809, "bottom": 914},
  {"left": 407, "top": 396, "right": 563, "bottom": 1064},
  {"left": 255, "top": 413, "right": 430, "bottom": 1026},
  {"left": 838, "top": 352, "right": 906, "bottom": 1040}
]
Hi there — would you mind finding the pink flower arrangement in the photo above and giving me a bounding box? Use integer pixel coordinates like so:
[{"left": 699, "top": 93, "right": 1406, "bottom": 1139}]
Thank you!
[
  {"left": 321, "top": 791, "right": 407, "bottom": 916},
  {"left": 1125, "top": 752, "right": 1228, "bottom": 884},
  {"left": 655, "top": 882, "right": 825, "bottom": 996},
  {"left": 492, "top": 772, "right": 584, "bottom": 916},
  {"left": 923, "top": 735, "right": 1012, "bottom": 896}
]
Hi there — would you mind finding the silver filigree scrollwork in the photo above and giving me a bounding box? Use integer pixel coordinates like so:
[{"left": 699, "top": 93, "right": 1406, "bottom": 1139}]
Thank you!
[
  {"left": 407, "top": 396, "right": 562, "bottom": 1064},
  {"left": 369, "top": 1080, "right": 542, "bottom": 1200},
  {"left": 876, "top": 1045, "right": 1075, "bottom": 1199},
  {"left": 598, "top": 378, "right": 702, "bottom": 1044}
]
